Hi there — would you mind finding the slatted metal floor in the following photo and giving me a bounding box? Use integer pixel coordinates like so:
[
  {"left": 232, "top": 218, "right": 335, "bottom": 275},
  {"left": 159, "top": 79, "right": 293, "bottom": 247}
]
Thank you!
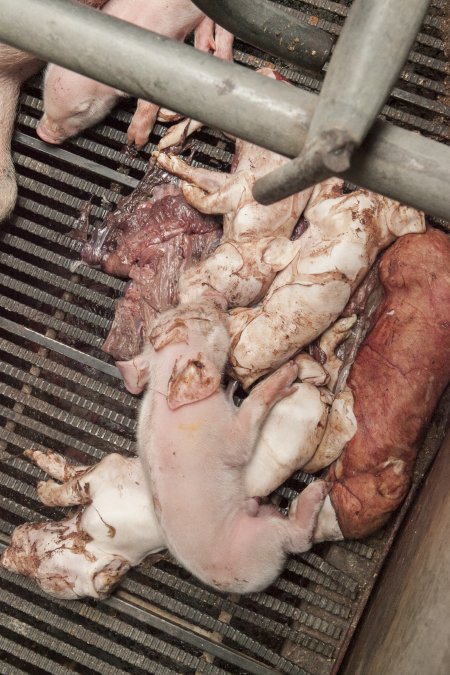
[{"left": 1, "top": 1, "right": 449, "bottom": 673}]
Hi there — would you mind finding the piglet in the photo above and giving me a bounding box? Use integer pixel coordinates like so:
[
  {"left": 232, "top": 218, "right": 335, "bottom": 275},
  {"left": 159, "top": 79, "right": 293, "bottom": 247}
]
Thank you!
[
  {"left": 1, "top": 449, "right": 165, "bottom": 599},
  {"left": 0, "top": 45, "right": 41, "bottom": 221},
  {"left": 37, "top": 0, "right": 233, "bottom": 149},
  {"left": 0, "top": 1, "right": 108, "bottom": 221},
  {"left": 127, "top": 298, "right": 327, "bottom": 594}
]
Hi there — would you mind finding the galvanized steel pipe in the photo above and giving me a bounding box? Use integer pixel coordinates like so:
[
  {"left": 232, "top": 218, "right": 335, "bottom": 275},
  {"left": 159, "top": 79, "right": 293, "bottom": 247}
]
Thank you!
[
  {"left": 0, "top": 0, "right": 449, "bottom": 220},
  {"left": 253, "top": 0, "right": 432, "bottom": 203},
  {"left": 190, "top": 0, "right": 333, "bottom": 70}
]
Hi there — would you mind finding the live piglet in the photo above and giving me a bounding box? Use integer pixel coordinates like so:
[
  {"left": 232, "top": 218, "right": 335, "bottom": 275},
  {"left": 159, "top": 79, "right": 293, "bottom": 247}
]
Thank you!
[
  {"left": 0, "top": 0, "right": 108, "bottom": 222},
  {"left": 37, "top": 0, "right": 233, "bottom": 148},
  {"left": 129, "top": 298, "right": 327, "bottom": 594}
]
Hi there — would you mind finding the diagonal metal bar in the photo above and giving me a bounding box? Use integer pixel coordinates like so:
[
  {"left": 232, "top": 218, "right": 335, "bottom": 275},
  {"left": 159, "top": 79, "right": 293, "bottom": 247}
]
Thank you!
[
  {"left": 253, "top": 0, "right": 432, "bottom": 202},
  {"left": 190, "top": 0, "right": 333, "bottom": 69},
  {"left": 0, "top": 0, "right": 449, "bottom": 219}
]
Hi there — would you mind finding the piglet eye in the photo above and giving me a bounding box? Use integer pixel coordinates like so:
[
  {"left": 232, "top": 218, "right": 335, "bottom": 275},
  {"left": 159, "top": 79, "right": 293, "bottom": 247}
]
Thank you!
[{"left": 73, "top": 103, "right": 91, "bottom": 116}]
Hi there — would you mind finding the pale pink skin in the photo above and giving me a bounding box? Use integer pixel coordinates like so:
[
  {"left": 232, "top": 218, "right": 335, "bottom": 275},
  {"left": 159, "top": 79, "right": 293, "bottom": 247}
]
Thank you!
[
  {"left": 134, "top": 300, "right": 327, "bottom": 594},
  {"left": 37, "top": 0, "right": 233, "bottom": 148},
  {"left": 0, "top": 45, "right": 42, "bottom": 221}
]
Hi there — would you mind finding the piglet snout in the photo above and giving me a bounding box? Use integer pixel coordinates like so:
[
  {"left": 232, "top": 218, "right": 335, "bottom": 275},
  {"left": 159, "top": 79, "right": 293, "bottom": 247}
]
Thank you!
[{"left": 36, "top": 118, "right": 66, "bottom": 144}]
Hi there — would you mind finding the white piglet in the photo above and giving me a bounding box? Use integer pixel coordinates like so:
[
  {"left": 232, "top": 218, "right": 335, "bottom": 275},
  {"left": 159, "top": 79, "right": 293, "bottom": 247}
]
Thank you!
[
  {"left": 37, "top": 0, "right": 233, "bottom": 148},
  {"left": 125, "top": 298, "right": 327, "bottom": 594}
]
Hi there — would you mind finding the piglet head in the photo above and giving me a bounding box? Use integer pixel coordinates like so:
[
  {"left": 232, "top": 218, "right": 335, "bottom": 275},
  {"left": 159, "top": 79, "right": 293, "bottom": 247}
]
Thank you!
[
  {"left": 118, "top": 300, "right": 230, "bottom": 397},
  {"left": 37, "top": 64, "right": 123, "bottom": 144},
  {"left": 1, "top": 515, "right": 131, "bottom": 599}
]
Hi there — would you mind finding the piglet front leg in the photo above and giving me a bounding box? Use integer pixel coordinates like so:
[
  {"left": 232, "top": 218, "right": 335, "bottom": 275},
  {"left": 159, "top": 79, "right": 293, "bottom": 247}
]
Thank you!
[
  {"left": 29, "top": 449, "right": 93, "bottom": 507},
  {"left": 154, "top": 148, "right": 243, "bottom": 213},
  {"left": 24, "top": 448, "right": 90, "bottom": 482},
  {"left": 127, "top": 100, "right": 161, "bottom": 149},
  {"left": 153, "top": 149, "right": 229, "bottom": 192}
]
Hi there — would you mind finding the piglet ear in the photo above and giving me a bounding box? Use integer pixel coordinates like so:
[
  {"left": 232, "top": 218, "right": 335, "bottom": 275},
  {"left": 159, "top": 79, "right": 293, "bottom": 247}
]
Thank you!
[
  {"left": 150, "top": 318, "right": 189, "bottom": 351},
  {"left": 167, "top": 352, "right": 221, "bottom": 410},
  {"left": 116, "top": 351, "right": 152, "bottom": 395},
  {"left": 93, "top": 556, "right": 131, "bottom": 599}
]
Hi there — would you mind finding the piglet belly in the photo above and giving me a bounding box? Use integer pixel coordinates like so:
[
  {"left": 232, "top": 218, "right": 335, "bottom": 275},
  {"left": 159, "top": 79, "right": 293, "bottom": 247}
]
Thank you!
[{"left": 145, "top": 405, "right": 227, "bottom": 521}]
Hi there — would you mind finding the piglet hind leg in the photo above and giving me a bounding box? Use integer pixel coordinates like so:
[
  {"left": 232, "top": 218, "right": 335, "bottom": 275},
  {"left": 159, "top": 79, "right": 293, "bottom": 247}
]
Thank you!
[
  {"left": 238, "top": 361, "right": 298, "bottom": 424},
  {"left": 209, "top": 481, "right": 327, "bottom": 594},
  {"left": 24, "top": 448, "right": 93, "bottom": 506},
  {"left": 230, "top": 361, "right": 298, "bottom": 466},
  {"left": 154, "top": 150, "right": 229, "bottom": 193},
  {"left": 286, "top": 481, "right": 330, "bottom": 552}
]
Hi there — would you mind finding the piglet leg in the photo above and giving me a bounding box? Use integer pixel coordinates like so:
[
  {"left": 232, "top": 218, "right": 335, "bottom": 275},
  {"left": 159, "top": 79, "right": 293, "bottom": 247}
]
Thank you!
[
  {"left": 25, "top": 448, "right": 92, "bottom": 506},
  {"left": 194, "top": 16, "right": 216, "bottom": 52},
  {"left": 127, "top": 100, "right": 160, "bottom": 148},
  {"left": 34, "top": 457, "right": 93, "bottom": 507},
  {"left": 211, "top": 25, "right": 235, "bottom": 61},
  {"left": 285, "top": 480, "right": 330, "bottom": 551},
  {"left": 157, "top": 118, "right": 204, "bottom": 151},
  {"left": 154, "top": 150, "right": 229, "bottom": 192},
  {"left": 207, "top": 480, "right": 327, "bottom": 593},
  {"left": 24, "top": 448, "right": 90, "bottom": 481},
  {"left": 182, "top": 180, "right": 243, "bottom": 214},
  {"left": 229, "top": 361, "right": 298, "bottom": 465},
  {"left": 194, "top": 19, "right": 234, "bottom": 61}
]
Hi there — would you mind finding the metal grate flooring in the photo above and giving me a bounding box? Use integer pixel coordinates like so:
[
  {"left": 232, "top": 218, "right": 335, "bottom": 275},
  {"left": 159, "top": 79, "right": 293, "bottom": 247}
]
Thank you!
[{"left": 1, "top": 1, "right": 449, "bottom": 673}]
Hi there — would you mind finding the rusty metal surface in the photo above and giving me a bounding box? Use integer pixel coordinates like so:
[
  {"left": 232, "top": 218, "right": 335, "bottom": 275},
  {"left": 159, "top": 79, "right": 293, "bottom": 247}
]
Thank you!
[{"left": 1, "top": 1, "right": 449, "bottom": 673}]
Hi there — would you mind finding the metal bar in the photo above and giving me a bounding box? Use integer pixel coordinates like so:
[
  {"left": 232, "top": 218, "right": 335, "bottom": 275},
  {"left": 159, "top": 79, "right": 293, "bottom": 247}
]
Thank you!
[
  {"left": 0, "top": 537, "right": 290, "bottom": 675},
  {"left": 0, "top": 1, "right": 448, "bottom": 215},
  {"left": 190, "top": 0, "right": 333, "bottom": 70},
  {"left": 253, "top": 0, "right": 432, "bottom": 202},
  {"left": 106, "top": 593, "right": 305, "bottom": 675},
  {"left": 0, "top": 317, "right": 121, "bottom": 379},
  {"left": 15, "top": 131, "right": 139, "bottom": 189}
]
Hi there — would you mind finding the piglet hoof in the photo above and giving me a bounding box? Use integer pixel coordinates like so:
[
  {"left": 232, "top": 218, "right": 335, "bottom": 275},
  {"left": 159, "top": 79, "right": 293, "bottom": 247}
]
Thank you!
[
  {"left": 153, "top": 150, "right": 175, "bottom": 172},
  {"left": 36, "top": 478, "right": 91, "bottom": 507},
  {"left": 289, "top": 480, "right": 329, "bottom": 530},
  {"left": 126, "top": 121, "right": 148, "bottom": 150},
  {"left": 92, "top": 557, "right": 131, "bottom": 599},
  {"left": 123, "top": 143, "right": 140, "bottom": 159}
]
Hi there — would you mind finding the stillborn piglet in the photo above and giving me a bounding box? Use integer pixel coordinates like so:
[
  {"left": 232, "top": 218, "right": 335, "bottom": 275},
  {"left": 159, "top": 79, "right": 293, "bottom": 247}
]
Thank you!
[
  {"left": 1, "top": 449, "right": 164, "bottom": 599},
  {"left": 129, "top": 299, "right": 327, "bottom": 594}
]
